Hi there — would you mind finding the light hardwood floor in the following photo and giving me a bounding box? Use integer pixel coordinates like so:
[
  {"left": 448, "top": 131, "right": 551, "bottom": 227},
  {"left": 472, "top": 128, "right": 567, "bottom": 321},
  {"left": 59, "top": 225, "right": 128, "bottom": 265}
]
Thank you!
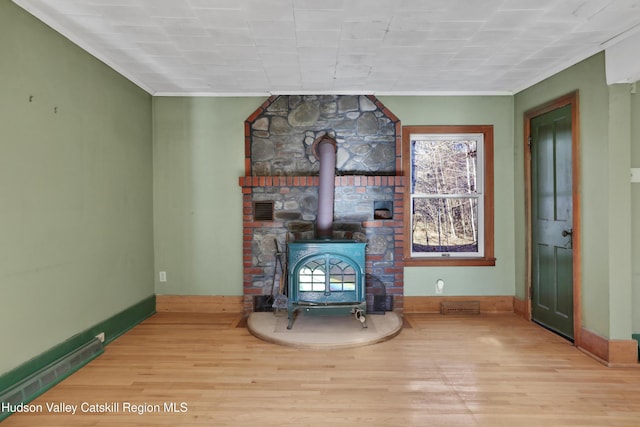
[{"left": 5, "top": 312, "right": 640, "bottom": 426}]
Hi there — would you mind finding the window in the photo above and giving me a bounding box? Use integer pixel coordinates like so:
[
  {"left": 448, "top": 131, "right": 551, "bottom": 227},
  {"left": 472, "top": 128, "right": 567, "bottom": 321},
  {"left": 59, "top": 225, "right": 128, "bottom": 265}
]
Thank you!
[{"left": 403, "top": 125, "right": 495, "bottom": 266}]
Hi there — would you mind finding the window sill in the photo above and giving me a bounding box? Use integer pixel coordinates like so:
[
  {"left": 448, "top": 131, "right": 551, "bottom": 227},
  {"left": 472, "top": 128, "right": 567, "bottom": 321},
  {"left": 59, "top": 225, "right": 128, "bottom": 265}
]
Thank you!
[{"left": 403, "top": 257, "right": 496, "bottom": 267}]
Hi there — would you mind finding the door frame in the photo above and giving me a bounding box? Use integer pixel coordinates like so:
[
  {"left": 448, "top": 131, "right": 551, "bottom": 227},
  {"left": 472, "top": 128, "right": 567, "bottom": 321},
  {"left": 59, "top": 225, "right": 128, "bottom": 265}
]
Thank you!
[{"left": 524, "top": 91, "right": 581, "bottom": 346}]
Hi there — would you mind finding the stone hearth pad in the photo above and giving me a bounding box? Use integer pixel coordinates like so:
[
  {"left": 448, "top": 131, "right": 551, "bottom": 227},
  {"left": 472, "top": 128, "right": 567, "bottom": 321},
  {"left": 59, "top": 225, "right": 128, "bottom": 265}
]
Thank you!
[{"left": 247, "top": 311, "right": 402, "bottom": 349}]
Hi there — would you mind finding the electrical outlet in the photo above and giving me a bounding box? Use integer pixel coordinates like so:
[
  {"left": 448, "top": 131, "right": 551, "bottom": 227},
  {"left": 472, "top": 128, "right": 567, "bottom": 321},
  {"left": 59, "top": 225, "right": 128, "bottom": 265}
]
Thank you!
[
  {"left": 159, "top": 271, "right": 167, "bottom": 282},
  {"left": 435, "top": 279, "right": 444, "bottom": 294},
  {"left": 96, "top": 332, "right": 105, "bottom": 343}
]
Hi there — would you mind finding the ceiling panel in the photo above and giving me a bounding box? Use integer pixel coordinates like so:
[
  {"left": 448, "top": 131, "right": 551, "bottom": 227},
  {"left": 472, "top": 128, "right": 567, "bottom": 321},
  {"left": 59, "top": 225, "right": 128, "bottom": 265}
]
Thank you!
[{"left": 12, "top": 0, "right": 640, "bottom": 95}]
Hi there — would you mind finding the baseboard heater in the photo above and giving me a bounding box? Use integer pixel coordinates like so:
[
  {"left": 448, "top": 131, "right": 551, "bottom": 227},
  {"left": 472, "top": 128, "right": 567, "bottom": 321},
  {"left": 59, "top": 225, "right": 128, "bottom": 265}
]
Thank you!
[
  {"left": 0, "top": 337, "right": 103, "bottom": 421},
  {"left": 440, "top": 300, "right": 481, "bottom": 315}
]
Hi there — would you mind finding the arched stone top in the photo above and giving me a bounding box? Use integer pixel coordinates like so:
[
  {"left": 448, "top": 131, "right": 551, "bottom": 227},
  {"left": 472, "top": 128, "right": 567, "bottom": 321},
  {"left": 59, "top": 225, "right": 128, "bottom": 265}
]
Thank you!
[{"left": 244, "top": 95, "right": 401, "bottom": 176}]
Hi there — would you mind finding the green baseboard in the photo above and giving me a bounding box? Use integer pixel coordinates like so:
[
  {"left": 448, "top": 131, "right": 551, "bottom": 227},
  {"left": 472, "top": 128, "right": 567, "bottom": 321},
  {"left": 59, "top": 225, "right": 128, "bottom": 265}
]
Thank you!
[{"left": 0, "top": 295, "right": 156, "bottom": 420}]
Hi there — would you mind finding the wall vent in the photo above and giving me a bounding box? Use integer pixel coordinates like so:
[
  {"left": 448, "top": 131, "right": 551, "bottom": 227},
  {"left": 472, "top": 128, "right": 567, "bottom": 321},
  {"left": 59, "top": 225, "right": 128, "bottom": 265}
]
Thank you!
[
  {"left": 440, "top": 300, "right": 480, "bottom": 315},
  {"left": 0, "top": 338, "right": 103, "bottom": 421},
  {"left": 253, "top": 201, "right": 274, "bottom": 221}
]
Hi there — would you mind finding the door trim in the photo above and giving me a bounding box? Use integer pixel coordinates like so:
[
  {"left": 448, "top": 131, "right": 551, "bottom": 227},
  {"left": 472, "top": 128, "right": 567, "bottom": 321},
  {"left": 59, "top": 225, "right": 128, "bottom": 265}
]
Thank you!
[{"left": 524, "top": 91, "right": 581, "bottom": 346}]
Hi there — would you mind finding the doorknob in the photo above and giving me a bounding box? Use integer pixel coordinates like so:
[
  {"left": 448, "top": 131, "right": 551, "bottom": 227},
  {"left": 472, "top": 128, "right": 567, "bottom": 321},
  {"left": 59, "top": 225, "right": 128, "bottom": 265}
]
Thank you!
[{"left": 562, "top": 229, "right": 573, "bottom": 237}]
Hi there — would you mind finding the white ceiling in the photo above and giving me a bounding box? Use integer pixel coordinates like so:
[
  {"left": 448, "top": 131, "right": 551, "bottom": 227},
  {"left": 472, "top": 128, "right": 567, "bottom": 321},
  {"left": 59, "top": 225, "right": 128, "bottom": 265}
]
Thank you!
[{"left": 13, "top": 0, "right": 640, "bottom": 96}]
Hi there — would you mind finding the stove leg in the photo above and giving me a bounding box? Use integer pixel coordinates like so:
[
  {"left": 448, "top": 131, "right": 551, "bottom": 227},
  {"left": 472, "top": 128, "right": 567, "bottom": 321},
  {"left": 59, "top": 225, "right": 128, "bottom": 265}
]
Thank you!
[
  {"left": 355, "top": 308, "right": 367, "bottom": 328},
  {"left": 287, "top": 309, "right": 296, "bottom": 329}
]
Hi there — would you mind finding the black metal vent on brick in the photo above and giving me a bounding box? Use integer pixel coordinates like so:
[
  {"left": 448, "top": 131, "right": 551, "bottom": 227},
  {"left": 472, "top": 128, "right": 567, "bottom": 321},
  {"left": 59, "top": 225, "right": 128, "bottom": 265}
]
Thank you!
[{"left": 254, "top": 201, "right": 274, "bottom": 221}]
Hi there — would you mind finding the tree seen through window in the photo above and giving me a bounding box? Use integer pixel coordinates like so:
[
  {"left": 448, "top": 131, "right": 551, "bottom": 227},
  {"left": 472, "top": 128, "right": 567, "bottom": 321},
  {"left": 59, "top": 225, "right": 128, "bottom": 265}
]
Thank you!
[{"left": 412, "top": 137, "right": 480, "bottom": 253}]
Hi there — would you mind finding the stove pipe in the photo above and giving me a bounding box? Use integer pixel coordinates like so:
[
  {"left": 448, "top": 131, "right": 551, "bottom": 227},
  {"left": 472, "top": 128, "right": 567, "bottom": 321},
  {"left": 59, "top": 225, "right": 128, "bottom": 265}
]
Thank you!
[{"left": 313, "top": 136, "right": 337, "bottom": 239}]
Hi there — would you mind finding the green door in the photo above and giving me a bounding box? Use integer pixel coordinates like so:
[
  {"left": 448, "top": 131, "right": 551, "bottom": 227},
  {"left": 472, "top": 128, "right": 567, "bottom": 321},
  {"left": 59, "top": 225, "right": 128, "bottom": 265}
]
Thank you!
[{"left": 530, "top": 105, "right": 574, "bottom": 340}]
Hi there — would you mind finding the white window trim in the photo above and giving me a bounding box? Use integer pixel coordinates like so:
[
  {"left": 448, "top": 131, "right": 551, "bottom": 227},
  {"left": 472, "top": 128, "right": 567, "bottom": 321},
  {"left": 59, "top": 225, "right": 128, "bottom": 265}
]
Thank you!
[{"left": 409, "top": 132, "right": 485, "bottom": 258}]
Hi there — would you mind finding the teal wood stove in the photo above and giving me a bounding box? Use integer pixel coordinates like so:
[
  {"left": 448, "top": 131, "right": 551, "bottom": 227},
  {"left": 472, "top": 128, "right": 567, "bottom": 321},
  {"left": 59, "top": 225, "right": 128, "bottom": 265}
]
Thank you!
[{"left": 287, "top": 240, "right": 367, "bottom": 329}]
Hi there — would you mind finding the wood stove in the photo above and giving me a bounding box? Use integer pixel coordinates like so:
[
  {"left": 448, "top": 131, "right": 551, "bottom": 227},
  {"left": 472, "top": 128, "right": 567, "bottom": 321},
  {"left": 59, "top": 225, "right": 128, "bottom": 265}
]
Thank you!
[{"left": 287, "top": 240, "right": 367, "bottom": 329}]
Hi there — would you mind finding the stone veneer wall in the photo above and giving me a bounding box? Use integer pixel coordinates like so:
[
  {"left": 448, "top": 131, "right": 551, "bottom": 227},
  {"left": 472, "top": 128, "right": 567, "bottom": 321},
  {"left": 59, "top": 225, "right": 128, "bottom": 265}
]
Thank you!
[
  {"left": 239, "top": 95, "right": 404, "bottom": 315},
  {"left": 247, "top": 95, "right": 398, "bottom": 176}
]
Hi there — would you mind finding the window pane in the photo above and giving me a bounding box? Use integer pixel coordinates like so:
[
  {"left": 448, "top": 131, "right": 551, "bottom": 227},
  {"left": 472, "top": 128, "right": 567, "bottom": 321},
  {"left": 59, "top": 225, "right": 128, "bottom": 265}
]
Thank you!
[
  {"left": 298, "top": 261, "right": 325, "bottom": 291},
  {"left": 411, "top": 138, "right": 478, "bottom": 195},
  {"left": 328, "top": 258, "right": 356, "bottom": 291},
  {"left": 412, "top": 197, "right": 478, "bottom": 253}
]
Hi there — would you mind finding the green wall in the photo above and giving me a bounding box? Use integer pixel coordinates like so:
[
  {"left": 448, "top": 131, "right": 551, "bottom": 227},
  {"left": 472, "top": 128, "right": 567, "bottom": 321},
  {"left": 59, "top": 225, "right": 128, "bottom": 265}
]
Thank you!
[
  {"left": 514, "top": 53, "right": 637, "bottom": 339},
  {"left": 632, "top": 83, "right": 640, "bottom": 333},
  {"left": 152, "top": 95, "right": 516, "bottom": 298},
  {"left": 0, "top": 1, "right": 154, "bottom": 375},
  {"left": 379, "top": 96, "right": 516, "bottom": 296},
  {"left": 152, "top": 97, "right": 264, "bottom": 296},
  {"left": 607, "top": 84, "right": 633, "bottom": 340}
]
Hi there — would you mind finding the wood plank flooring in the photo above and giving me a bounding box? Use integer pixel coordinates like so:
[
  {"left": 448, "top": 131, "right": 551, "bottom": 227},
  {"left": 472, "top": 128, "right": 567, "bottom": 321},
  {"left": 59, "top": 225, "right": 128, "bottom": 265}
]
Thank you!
[{"left": 4, "top": 312, "right": 640, "bottom": 426}]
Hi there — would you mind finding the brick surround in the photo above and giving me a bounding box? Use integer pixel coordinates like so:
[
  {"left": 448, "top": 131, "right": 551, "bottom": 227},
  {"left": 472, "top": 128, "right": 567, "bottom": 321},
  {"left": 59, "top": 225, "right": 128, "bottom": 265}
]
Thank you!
[{"left": 239, "top": 95, "right": 404, "bottom": 315}]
